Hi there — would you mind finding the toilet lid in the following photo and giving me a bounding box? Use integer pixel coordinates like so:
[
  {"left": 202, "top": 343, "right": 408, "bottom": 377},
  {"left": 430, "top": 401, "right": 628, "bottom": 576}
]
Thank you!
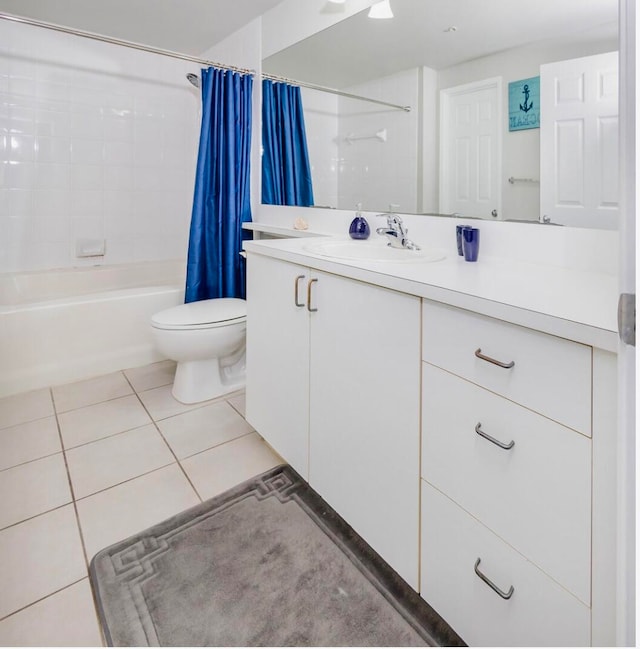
[{"left": 151, "top": 298, "right": 246, "bottom": 329}]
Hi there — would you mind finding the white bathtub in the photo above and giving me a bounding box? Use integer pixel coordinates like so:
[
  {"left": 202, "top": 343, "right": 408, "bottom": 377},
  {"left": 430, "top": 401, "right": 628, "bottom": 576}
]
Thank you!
[{"left": 0, "top": 260, "right": 186, "bottom": 398}]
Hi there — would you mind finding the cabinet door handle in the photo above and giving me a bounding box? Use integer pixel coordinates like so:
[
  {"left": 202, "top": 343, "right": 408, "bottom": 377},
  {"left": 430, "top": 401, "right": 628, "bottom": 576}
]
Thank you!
[
  {"left": 475, "top": 423, "right": 515, "bottom": 450},
  {"left": 474, "top": 348, "right": 515, "bottom": 369},
  {"left": 474, "top": 558, "right": 515, "bottom": 600},
  {"left": 294, "top": 275, "right": 306, "bottom": 307},
  {"left": 307, "top": 278, "right": 318, "bottom": 312}
]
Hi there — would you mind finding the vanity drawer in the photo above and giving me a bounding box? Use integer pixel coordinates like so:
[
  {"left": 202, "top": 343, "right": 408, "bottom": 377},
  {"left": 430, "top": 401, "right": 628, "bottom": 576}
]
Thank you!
[
  {"left": 422, "top": 300, "right": 592, "bottom": 434},
  {"left": 420, "top": 481, "right": 591, "bottom": 647},
  {"left": 422, "top": 363, "right": 591, "bottom": 605}
]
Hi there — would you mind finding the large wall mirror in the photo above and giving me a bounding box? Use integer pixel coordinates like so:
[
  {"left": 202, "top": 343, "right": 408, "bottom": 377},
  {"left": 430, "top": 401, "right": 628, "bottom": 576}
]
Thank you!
[{"left": 262, "top": 0, "right": 619, "bottom": 229}]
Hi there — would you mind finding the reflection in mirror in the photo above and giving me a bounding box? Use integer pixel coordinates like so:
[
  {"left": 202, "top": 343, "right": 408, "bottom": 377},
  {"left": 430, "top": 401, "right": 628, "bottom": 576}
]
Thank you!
[
  {"left": 261, "top": 0, "right": 618, "bottom": 228},
  {"left": 262, "top": 79, "right": 314, "bottom": 207}
]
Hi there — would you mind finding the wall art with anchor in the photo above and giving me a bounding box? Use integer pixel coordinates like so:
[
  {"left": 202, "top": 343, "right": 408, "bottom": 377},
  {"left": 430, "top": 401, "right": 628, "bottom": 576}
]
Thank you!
[{"left": 508, "top": 76, "right": 540, "bottom": 131}]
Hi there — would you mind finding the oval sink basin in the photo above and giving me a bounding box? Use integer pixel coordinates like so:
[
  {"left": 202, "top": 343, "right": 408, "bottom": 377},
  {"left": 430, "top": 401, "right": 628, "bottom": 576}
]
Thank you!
[{"left": 304, "top": 240, "right": 445, "bottom": 263}]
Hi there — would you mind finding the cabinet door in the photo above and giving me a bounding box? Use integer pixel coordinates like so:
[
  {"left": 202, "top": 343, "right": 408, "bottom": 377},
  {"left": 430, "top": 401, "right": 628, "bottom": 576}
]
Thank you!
[
  {"left": 245, "top": 254, "right": 310, "bottom": 478},
  {"left": 308, "top": 271, "right": 421, "bottom": 589}
]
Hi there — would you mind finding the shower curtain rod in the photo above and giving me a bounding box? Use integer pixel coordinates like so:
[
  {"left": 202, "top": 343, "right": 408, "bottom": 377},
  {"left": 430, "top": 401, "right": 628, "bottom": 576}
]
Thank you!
[
  {"left": 262, "top": 72, "right": 412, "bottom": 112},
  {"left": 0, "top": 12, "right": 411, "bottom": 112},
  {"left": 0, "top": 11, "right": 254, "bottom": 76}
]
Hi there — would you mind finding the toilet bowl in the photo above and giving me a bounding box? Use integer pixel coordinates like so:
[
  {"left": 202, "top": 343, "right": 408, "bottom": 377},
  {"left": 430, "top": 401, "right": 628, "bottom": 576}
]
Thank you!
[{"left": 150, "top": 298, "right": 246, "bottom": 404}]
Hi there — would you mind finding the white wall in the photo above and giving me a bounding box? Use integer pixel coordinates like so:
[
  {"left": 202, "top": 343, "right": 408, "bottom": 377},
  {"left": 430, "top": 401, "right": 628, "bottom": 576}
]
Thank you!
[
  {"left": 420, "top": 66, "right": 439, "bottom": 215},
  {"left": 0, "top": 17, "right": 200, "bottom": 273}
]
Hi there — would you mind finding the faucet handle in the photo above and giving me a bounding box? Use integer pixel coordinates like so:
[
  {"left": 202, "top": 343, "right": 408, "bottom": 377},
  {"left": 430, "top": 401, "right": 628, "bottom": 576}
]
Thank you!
[{"left": 373, "top": 212, "right": 403, "bottom": 227}]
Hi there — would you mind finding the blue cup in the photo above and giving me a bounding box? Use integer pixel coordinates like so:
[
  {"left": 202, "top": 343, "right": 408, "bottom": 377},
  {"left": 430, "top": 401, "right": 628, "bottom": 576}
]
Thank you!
[
  {"left": 462, "top": 227, "right": 480, "bottom": 262},
  {"left": 455, "top": 225, "right": 465, "bottom": 256}
]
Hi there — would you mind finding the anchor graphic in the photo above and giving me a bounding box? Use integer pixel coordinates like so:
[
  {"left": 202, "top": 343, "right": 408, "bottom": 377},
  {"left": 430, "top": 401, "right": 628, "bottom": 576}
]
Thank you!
[{"left": 520, "top": 84, "right": 533, "bottom": 113}]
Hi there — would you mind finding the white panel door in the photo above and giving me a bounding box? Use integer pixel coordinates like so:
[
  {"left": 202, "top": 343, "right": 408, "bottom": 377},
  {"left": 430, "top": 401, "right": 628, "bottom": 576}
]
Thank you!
[
  {"left": 308, "top": 271, "right": 421, "bottom": 589},
  {"left": 245, "top": 254, "right": 310, "bottom": 478},
  {"left": 540, "top": 51, "right": 619, "bottom": 229},
  {"left": 440, "top": 77, "right": 502, "bottom": 219}
]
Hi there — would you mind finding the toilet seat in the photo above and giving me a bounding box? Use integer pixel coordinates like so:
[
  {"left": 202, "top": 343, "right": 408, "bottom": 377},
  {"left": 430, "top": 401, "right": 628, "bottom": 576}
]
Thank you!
[{"left": 151, "top": 298, "right": 246, "bottom": 331}]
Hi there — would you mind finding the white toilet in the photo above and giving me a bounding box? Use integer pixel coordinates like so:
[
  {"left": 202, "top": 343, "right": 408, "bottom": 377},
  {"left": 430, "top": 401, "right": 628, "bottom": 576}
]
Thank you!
[{"left": 150, "top": 298, "right": 246, "bottom": 404}]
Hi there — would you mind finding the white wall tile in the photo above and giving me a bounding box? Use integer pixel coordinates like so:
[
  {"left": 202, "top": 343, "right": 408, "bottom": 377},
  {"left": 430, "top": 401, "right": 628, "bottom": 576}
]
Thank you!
[
  {"left": 35, "top": 136, "right": 71, "bottom": 164},
  {"left": 71, "top": 164, "right": 103, "bottom": 191},
  {"left": 35, "top": 109, "right": 71, "bottom": 138},
  {"left": 0, "top": 19, "right": 200, "bottom": 273},
  {"left": 34, "top": 163, "right": 70, "bottom": 190},
  {"left": 71, "top": 139, "right": 104, "bottom": 165},
  {"left": 8, "top": 134, "right": 35, "bottom": 162},
  {"left": 69, "top": 190, "right": 103, "bottom": 218},
  {"left": 6, "top": 162, "right": 35, "bottom": 190}
]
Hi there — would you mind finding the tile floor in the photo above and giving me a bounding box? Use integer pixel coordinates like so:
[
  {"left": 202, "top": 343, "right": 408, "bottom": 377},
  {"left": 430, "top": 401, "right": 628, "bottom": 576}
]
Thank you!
[{"left": 0, "top": 361, "right": 282, "bottom": 646}]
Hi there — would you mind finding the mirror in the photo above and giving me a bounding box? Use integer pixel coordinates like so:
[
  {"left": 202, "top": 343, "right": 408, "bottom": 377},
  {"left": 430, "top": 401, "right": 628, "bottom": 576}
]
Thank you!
[{"left": 262, "top": 0, "right": 618, "bottom": 227}]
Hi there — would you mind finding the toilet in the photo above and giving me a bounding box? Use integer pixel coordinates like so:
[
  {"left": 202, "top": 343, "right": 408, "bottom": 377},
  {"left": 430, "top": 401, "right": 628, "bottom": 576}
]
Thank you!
[{"left": 150, "top": 298, "right": 247, "bottom": 404}]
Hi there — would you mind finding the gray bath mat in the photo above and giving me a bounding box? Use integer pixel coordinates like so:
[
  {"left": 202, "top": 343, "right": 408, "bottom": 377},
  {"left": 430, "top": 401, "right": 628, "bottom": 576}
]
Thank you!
[{"left": 90, "top": 465, "right": 463, "bottom": 647}]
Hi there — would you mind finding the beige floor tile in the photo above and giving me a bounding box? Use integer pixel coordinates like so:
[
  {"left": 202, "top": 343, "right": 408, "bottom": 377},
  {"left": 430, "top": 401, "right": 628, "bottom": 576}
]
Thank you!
[
  {"left": 0, "top": 579, "right": 103, "bottom": 647},
  {"left": 0, "top": 454, "right": 72, "bottom": 530},
  {"left": 157, "top": 401, "right": 253, "bottom": 460},
  {"left": 124, "top": 360, "right": 176, "bottom": 393},
  {"left": 52, "top": 372, "right": 133, "bottom": 413},
  {"left": 0, "top": 416, "right": 61, "bottom": 471},
  {"left": 226, "top": 392, "right": 246, "bottom": 417},
  {"left": 77, "top": 464, "right": 200, "bottom": 560},
  {"left": 66, "top": 424, "right": 175, "bottom": 499},
  {"left": 0, "top": 389, "right": 54, "bottom": 430},
  {"left": 58, "top": 395, "right": 151, "bottom": 449},
  {"left": 0, "top": 505, "right": 86, "bottom": 619},
  {"left": 137, "top": 384, "right": 219, "bottom": 421},
  {"left": 181, "top": 432, "right": 282, "bottom": 501}
]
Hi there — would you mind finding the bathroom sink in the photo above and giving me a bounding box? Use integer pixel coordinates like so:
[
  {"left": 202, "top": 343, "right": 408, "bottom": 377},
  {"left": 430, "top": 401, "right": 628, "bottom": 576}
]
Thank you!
[{"left": 303, "top": 240, "right": 445, "bottom": 263}]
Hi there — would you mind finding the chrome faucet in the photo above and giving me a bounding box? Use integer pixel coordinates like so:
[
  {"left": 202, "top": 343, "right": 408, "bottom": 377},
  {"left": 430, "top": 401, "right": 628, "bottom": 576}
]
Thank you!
[{"left": 375, "top": 213, "right": 421, "bottom": 250}]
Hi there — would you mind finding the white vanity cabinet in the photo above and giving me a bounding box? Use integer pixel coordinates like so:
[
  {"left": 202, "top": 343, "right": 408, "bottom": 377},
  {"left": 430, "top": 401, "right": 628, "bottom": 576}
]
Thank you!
[
  {"left": 245, "top": 252, "right": 422, "bottom": 589},
  {"left": 419, "top": 300, "right": 596, "bottom": 646}
]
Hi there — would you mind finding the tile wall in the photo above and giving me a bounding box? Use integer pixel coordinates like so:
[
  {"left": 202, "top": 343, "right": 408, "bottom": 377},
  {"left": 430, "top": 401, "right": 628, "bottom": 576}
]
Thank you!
[{"left": 0, "top": 17, "right": 201, "bottom": 273}]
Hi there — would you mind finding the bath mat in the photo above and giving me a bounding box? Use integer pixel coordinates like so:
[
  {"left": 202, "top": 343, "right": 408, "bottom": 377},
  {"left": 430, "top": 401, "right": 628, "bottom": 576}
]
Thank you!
[{"left": 90, "top": 465, "right": 463, "bottom": 647}]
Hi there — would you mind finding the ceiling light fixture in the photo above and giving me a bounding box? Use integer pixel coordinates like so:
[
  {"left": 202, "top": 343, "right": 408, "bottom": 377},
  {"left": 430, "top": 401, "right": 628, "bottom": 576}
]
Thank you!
[
  {"left": 327, "top": 0, "right": 346, "bottom": 3},
  {"left": 368, "top": 0, "right": 394, "bottom": 19}
]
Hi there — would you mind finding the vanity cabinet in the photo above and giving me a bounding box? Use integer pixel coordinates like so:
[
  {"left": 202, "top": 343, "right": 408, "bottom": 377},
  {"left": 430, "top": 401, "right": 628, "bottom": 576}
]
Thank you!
[
  {"left": 420, "top": 300, "right": 594, "bottom": 646},
  {"left": 245, "top": 253, "right": 421, "bottom": 588}
]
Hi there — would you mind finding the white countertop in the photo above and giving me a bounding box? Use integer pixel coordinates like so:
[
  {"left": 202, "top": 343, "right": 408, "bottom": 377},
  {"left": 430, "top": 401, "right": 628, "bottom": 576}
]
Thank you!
[{"left": 243, "top": 235, "right": 619, "bottom": 352}]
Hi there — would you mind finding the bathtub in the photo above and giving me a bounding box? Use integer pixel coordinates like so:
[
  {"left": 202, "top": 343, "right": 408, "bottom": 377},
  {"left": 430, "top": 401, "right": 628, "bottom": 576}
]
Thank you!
[{"left": 0, "top": 260, "right": 186, "bottom": 398}]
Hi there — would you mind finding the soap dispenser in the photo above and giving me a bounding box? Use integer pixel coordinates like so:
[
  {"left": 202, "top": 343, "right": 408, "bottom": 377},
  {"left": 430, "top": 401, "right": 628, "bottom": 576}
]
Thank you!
[{"left": 349, "top": 203, "right": 370, "bottom": 240}]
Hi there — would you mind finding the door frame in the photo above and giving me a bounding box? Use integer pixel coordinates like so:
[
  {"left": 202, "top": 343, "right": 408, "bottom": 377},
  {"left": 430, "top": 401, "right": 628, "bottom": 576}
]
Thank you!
[
  {"left": 616, "top": 0, "right": 636, "bottom": 645},
  {"left": 439, "top": 76, "right": 503, "bottom": 218}
]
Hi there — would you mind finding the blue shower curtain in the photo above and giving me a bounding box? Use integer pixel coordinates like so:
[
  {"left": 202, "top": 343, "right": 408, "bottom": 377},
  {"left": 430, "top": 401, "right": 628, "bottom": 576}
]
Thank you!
[
  {"left": 185, "top": 67, "right": 253, "bottom": 303},
  {"left": 262, "top": 79, "right": 314, "bottom": 206}
]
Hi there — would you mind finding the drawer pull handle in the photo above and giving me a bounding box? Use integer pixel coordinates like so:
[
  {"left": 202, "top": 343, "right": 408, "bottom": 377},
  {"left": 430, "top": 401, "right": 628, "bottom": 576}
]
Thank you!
[
  {"left": 294, "top": 275, "right": 306, "bottom": 307},
  {"left": 474, "top": 558, "right": 515, "bottom": 600},
  {"left": 475, "top": 348, "right": 515, "bottom": 369},
  {"left": 307, "top": 278, "right": 318, "bottom": 312},
  {"left": 475, "top": 423, "right": 515, "bottom": 450}
]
